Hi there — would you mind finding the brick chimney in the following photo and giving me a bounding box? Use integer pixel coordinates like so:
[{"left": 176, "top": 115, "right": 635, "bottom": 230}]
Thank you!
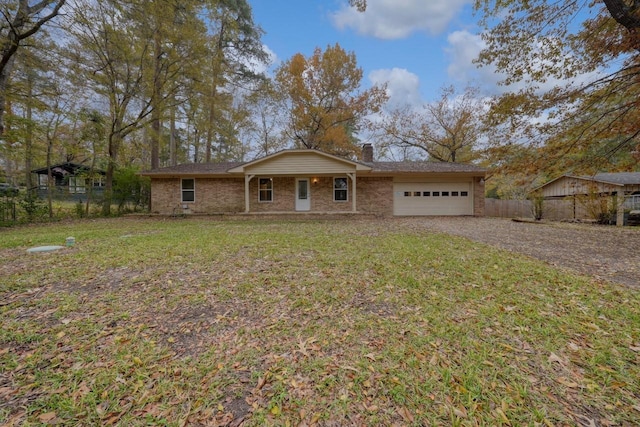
[{"left": 361, "top": 143, "right": 374, "bottom": 162}]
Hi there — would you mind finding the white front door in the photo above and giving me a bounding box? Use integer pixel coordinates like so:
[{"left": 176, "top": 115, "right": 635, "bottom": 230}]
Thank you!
[{"left": 295, "top": 178, "right": 310, "bottom": 211}]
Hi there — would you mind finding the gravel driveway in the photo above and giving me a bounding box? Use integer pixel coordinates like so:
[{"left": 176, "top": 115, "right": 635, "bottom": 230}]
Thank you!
[{"left": 402, "top": 217, "right": 640, "bottom": 288}]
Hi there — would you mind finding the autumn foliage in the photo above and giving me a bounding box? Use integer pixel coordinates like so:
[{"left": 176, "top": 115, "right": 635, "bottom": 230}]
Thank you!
[
  {"left": 475, "top": 0, "right": 640, "bottom": 179},
  {"left": 275, "top": 43, "right": 387, "bottom": 157}
]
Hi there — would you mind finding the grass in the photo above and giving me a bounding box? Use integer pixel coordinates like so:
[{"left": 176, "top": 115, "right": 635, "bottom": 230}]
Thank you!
[{"left": 1, "top": 217, "right": 639, "bottom": 426}]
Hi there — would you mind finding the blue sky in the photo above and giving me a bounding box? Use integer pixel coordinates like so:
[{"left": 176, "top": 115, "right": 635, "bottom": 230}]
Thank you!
[{"left": 250, "top": 0, "right": 492, "bottom": 108}]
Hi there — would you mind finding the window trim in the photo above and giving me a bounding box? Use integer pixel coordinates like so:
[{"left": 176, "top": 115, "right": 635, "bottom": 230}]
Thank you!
[
  {"left": 258, "top": 177, "right": 273, "bottom": 203},
  {"left": 181, "top": 178, "right": 195, "bottom": 203},
  {"left": 333, "top": 177, "right": 348, "bottom": 202}
]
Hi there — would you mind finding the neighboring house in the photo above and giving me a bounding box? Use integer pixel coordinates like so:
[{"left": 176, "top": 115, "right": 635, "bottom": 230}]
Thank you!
[
  {"left": 536, "top": 172, "right": 640, "bottom": 225},
  {"left": 31, "top": 162, "right": 106, "bottom": 201},
  {"left": 141, "top": 145, "right": 486, "bottom": 217}
]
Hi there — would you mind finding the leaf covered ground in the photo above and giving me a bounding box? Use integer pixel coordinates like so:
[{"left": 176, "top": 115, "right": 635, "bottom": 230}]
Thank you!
[{"left": 1, "top": 217, "right": 639, "bottom": 426}]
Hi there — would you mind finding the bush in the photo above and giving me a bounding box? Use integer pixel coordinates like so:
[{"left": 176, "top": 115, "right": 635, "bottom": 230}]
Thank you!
[
  {"left": 113, "top": 166, "right": 150, "bottom": 213},
  {"left": 529, "top": 191, "right": 544, "bottom": 221},
  {"left": 18, "top": 194, "right": 48, "bottom": 222}
]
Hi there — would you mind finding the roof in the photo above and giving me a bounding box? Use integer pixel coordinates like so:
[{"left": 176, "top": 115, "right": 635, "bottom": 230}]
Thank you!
[
  {"left": 536, "top": 172, "right": 640, "bottom": 191},
  {"left": 591, "top": 172, "right": 640, "bottom": 186},
  {"left": 140, "top": 162, "right": 244, "bottom": 176},
  {"left": 228, "top": 149, "right": 372, "bottom": 173},
  {"left": 31, "top": 162, "right": 105, "bottom": 175},
  {"left": 366, "top": 161, "right": 486, "bottom": 174},
  {"left": 140, "top": 150, "right": 487, "bottom": 177}
]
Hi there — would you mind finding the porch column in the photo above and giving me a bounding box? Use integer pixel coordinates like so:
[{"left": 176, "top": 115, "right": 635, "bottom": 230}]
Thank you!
[
  {"left": 244, "top": 175, "right": 254, "bottom": 213},
  {"left": 348, "top": 172, "right": 356, "bottom": 212},
  {"left": 616, "top": 190, "right": 625, "bottom": 226}
]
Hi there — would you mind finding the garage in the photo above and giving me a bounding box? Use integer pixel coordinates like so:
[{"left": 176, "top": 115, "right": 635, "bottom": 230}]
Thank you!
[{"left": 393, "top": 182, "right": 473, "bottom": 216}]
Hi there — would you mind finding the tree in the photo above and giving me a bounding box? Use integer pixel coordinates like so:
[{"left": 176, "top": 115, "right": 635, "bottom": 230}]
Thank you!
[
  {"left": 201, "top": 0, "right": 267, "bottom": 162},
  {"left": 379, "top": 86, "right": 484, "bottom": 163},
  {"left": 66, "top": 0, "right": 157, "bottom": 216},
  {"left": 244, "top": 78, "right": 288, "bottom": 158},
  {"left": 349, "top": 0, "right": 366, "bottom": 12},
  {"left": 0, "top": 0, "right": 66, "bottom": 136},
  {"left": 139, "top": 0, "right": 207, "bottom": 170},
  {"left": 275, "top": 43, "right": 387, "bottom": 157},
  {"left": 475, "top": 0, "right": 640, "bottom": 175}
]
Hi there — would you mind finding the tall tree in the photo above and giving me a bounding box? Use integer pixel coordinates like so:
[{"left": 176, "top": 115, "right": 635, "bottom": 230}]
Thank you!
[
  {"left": 379, "top": 86, "right": 485, "bottom": 163},
  {"left": 202, "top": 0, "right": 267, "bottom": 162},
  {"left": 66, "top": 0, "right": 156, "bottom": 216},
  {"left": 244, "top": 78, "right": 288, "bottom": 158},
  {"left": 0, "top": 0, "right": 65, "bottom": 136},
  {"left": 139, "top": 0, "right": 206, "bottom": 170},
  {"left": 275, "top": 43, "right": 387, "bottom": 157},
  {"left": 475, "top": 0, "right": 640, "bottom": 175}
]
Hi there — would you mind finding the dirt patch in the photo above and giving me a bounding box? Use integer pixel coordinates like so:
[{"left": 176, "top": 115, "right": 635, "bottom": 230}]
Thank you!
[{"left": 397, "top": 217, "right": 640, "bottom": 288}]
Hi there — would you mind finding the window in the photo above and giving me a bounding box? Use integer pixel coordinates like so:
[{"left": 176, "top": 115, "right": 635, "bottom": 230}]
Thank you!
[
  {"left": 452, "top": 191, "right": 459, "bottom": 196},
  {"left": 259, "top": 178, "right": 273, "bottom": 202},
  {"left": 404, "top": 191, "right": 411, "bottom": 197},
  {"left": 423, "top": 191, "right": 430, "bottom": 197},
  {"left": 413, "top": 191, "right": 421, "bottom": 197},
  {"left": 69, "top": 176, "right": 86, "bottom": 194},
  {"left": 38, "top": 174, "right": 48, "bottom": 189},
  {"left": 334, "top": 177, "right": 348, "bottom": 201},
  {"left": 433, "top": 191, "right": 440, "bottom": 197},
  {"left": 181, "top": 178, "right": 195, "bottom": 202},
  {"left": 442, "top": 191, "right": 449, "bottom": 196},
  {"left": 461, "top": 191, "right": 469, "bottom": 197}
]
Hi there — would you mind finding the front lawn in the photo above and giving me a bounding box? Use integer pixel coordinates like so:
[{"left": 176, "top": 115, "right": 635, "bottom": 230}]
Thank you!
[{"left": 1, "top": 217, "right": 639, "bottom": 426}]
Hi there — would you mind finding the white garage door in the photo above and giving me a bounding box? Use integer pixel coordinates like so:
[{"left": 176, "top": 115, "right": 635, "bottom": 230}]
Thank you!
[{"left": 393, "top": 182, "right": 473, "bottom": 216}]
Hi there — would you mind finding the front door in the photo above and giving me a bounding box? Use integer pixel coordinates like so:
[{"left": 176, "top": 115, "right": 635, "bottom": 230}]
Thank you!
[{"left": 295, "top": 178, "right": 310, "bottom": 211}]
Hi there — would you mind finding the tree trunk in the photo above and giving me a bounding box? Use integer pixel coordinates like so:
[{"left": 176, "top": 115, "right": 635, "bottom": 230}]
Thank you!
[
  {"left": 150, "top": 26, "right": 163, "bottom": 169},
  {"left": 102, "top": 132, "right": 121, "bottom": 216},
  {"left": 24, "top": 72, "right": 34, "bottom": 191},
  {"left": 170, "top": 104, "right": 177, "bottom": 166}
]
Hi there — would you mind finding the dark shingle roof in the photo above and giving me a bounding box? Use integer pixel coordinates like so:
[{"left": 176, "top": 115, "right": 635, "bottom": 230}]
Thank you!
[
  {"left": 141, "top": 158, "right": 486, "bottom": 176},
  {"left": 592, "top": 172, "right": 640, "bottom": 185},
  {"left": 366, "top": 161, "right": 486, "bottom": 174},
  {"left": 141, "top": 162, "right": 244, "bottom": 176}
]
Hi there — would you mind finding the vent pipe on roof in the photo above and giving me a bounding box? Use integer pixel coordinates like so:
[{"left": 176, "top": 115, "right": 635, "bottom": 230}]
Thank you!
[{"left": 362, "top": 143, "right": 374, "bottom": 162}]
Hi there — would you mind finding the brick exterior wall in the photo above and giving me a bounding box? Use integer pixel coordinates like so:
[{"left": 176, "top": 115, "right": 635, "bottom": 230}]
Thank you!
[
  {"left": 310, "top": 177, "right": 352, "bottom": 212},
  {"left": 249, "top": 177, "right": 295, "bottom": 212},
  {"left": 150, "top": 175, "right": 475, "bottom": 216},
  {"left": 357, "top": 177, "right": 394, "bottom": 215},
  {"left": 150, "top": 178, "right": 244, "bottom": 214}
]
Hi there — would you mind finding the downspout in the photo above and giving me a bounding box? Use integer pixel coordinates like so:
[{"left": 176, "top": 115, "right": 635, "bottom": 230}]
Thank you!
[{"left": 244, "top": 174, "right": 254, "bottom": 213}]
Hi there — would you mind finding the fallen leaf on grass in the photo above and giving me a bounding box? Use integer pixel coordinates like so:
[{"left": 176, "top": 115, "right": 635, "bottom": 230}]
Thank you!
[
  {"left": 397, "top": 406, "right": 414, "bottom": 423},
  {"left": 556, "top": 377, "right": 579, "bottom": 388},
  {"left": 452, "top": 405, "right": 468, "bottom": 418},
  {"left": 548, "top": 353, "right": 565, "bottom": 364},
  {"left": 38, "top": 412, "right": 57, "bottom": 423}
]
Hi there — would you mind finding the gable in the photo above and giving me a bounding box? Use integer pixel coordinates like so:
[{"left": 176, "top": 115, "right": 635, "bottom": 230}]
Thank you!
[
  {"left": 539, "top": 175, "right": 623, "bottom": 198},
  {"left": 228, "top": 150, "right": 371, "bottom": 175}
]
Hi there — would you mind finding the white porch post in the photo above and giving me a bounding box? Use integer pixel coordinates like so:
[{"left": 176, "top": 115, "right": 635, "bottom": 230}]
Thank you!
[
  {"left": 245, "top": 175, "right": 254, "bottom": 213},
  {"left": 348, "top": 172, "right": 356, "bottom": 212}
]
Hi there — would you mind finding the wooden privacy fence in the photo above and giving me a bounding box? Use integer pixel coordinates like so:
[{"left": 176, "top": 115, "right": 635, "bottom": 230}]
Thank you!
[{"left": 484, "top": 198, "right": 591, "bottom": 221}]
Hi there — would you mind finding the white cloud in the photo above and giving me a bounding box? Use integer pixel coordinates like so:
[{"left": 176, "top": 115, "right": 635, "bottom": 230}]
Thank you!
[
  {"left": 445, "top": 30, "right": 502, "bottom": 92},
  {"left": 332, "top": 0, "right": 471, "bottom": 39},
  {"left": 445, "top": 30, "right": 604, "bottom": 95},
  {"left": 369, "top": 68, "right": 423, "bottom": 109}
]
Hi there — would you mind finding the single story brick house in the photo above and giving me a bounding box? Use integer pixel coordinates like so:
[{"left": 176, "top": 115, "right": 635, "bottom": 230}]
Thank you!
[{"left": 140, "top": 145, "right": 486, "bottom": 216}]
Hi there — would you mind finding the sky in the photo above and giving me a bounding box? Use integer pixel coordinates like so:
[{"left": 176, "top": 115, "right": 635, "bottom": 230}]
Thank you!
[{"left": 250, "top": 0, "right": 496, "bottom": 109}]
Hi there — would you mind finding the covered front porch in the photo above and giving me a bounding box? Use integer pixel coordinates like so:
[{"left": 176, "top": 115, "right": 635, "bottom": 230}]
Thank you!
[{"left": 227, "top": 150, "right": 372, "bottom": 214}]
